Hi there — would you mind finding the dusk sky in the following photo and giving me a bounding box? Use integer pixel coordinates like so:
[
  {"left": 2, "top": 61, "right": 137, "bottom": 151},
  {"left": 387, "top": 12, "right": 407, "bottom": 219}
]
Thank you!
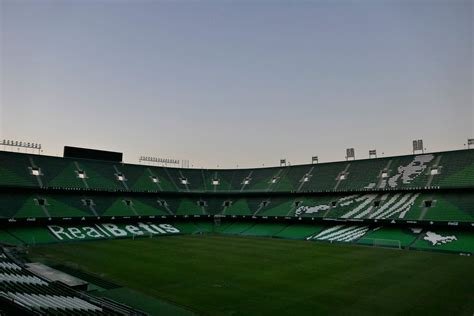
[{"left": 1, "top": 0, "right": 472, "bottom": 168}]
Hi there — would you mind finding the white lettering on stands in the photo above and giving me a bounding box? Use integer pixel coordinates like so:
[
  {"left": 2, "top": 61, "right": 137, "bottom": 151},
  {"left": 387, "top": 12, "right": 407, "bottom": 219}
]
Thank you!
[
  {"left": 159, "top": 224, "right": 180, "bottom": 233},
  {"left": 83, "top": 226, "right": 104, "bottom": 238},
  {"left": 125, "top": 225, "right": 144, "bottom": 235},
  {"left": 95, "top": 224, "right": 111, "bottom": 237},
  {"left": 46, "top": 223, "right": 180, "bottom": 241},
  {"left": 47, "top": 225, "right": 71, "bottom": 240},
  {"left": 137, "top": 222, "right": 157, "bottom": 234},
  {"left": 102, "top": 224, "right": 127, "bottom": 237},
  {"left": 69, "top": 227, "right": 85, "bottom": 239},
  {"left": 149, "top": 223, "right": 166, "bottom": 234}
]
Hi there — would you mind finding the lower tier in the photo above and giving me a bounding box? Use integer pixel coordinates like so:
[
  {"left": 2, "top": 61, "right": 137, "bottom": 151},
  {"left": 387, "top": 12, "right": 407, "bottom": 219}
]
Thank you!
[{"left": 1, "top": 220, "right": 473, "bottom": 255}]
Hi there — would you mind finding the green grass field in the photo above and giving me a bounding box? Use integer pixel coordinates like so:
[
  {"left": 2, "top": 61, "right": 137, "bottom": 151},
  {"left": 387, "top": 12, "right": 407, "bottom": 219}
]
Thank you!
[{"left": 29, "top": 235, "right": 474, "bottom": 316}]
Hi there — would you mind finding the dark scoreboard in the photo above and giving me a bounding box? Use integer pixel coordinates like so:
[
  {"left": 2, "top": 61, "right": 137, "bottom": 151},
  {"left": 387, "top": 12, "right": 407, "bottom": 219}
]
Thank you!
[{"left": 63, "top": 146, "right": 123, "bottom": 162}]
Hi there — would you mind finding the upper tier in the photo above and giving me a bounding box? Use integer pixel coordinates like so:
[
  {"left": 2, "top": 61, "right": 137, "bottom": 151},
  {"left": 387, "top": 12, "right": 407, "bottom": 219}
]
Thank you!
[{"left": 0, "top": 149, "right": 473, "bottom": 193}]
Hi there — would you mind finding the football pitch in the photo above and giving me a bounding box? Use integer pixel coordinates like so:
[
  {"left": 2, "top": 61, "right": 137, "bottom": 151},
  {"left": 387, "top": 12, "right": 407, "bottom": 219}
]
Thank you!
[{"left": 29, "top": 235, "right": 474, "bottom": 316}]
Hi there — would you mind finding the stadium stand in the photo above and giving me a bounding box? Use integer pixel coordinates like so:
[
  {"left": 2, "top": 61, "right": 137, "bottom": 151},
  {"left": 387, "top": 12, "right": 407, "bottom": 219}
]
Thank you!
[
  {"left": 1, "top": 149, "right": 473, "bottom": 192},
  {"left": 273, "top": 224, "right": 324, "bottom": 239},
  {"left": 412, "top": 229, "right": 474, "bottom": 253},
  {"left": 306, "top": 225, "right": 371, "bottom": 243},
  {"left": 1, "top": 191, "right": 472, "bottom": 225},
  {"left": 239, "top": 223, "right": 288, "bottom": 237},
  {"left": 219, "top": 222, "right": 255, "bottom": 235},
  {"left": 0, "top": 248, "right": 146, "bottom": 315},
  {"left": 0, "top": 148, "right": 472, "bottom": 262},
  {"left": 356, "top": 227, "right": 420, "bottom": 248}
]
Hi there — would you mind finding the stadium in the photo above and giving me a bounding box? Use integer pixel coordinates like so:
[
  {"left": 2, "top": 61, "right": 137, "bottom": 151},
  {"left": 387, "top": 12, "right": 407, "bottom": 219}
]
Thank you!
[
  {"left": 1, "top": 1, "right": 473, "bottom": 315},
  {"left": 0, "top": 144, "right": 472, "bottom": 315}
]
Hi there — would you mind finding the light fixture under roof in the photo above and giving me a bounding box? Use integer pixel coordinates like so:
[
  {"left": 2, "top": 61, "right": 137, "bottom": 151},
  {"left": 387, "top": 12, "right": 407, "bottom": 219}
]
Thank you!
[{"left": 31, "top": 167, "right": 41, "bottom": 176}]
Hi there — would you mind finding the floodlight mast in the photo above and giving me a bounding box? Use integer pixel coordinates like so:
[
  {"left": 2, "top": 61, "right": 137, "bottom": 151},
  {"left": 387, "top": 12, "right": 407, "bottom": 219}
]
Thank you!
[
  {"left": 138, "top": 155, "right": 182, "bottom": 167},
  {"left": 412, "top": 139, "right": 424, "bottom": 154},
  {"left": 369, "top": 150, "right": 377, "bottom": 158},
  {"left": 181, "top": 160, "right": 190, "bottom": 168},
  {"left": 346, "top": 148, "right": 355, "bottom": 161},
  {"left": 1, "top": 139, "right": 42, "bottom": 154},
  {"left": 312, "top": 156, "right": 318, "bottom": 164},
  {"left": 467, "top": 138, "right": 474, "bottom": 149}
]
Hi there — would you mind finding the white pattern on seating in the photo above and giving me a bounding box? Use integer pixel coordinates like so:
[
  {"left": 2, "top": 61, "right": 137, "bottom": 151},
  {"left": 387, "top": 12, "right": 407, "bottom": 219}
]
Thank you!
[
  {"left": 296, "top": 194, "right": 364, "bottom": 216},
  {"left": 327, "top": 226, "right": 368, "bottom": 242},
  {"left": 397, "top": 193, "right": 420, "bottom": 218},
  {"left": 369, "top": 194, "right": 401, "bottom": 218},
  {"left": 355, "top": 193, "right": 390, "bottom": 218},
  {"left": 309, "top": 225, "right": 344, "bottom": 240},
  {"left": 0, "top": 273, "right": 48, "bottom": 285},
  {"left": 375, "top": 194, "right": 412, "bottom": 218},
  {"left": 0, "top": 262, "right": 21, "bottom": 270},
  {"left": 424, "top": 232, "right": 457, "bottom": 246},
  {"left": 364, "top": 183, "right": 376, "bottom": 189},
  {"left": 0, "top": 250, "right": 105, "bottom": 313},
  {"left": 341, "top": 194, "right": 377, "bottom": 218},
  {"left": 337, "top": 227, "right": 369, "bottom": 242},
  {"left": 315, "top": 226, "right": 359, "bottom": 241},
  {"left": 5, "top": 292, "right": 102, "bottom": 311},
  {"left": 295, "top": 204, "right": 330, "bottom": 216},
  {"left": 386, "top": 155, "right": 434, "bottom": 188},
  {"left": 339, "top": 195, "right": 360, "bottom": 207},
  {"left": 375, "top": 194, "right": 415, "bottom": 219}
]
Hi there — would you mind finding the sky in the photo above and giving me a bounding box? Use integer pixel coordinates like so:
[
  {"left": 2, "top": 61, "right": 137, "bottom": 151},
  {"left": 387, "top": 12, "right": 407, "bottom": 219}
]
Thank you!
[{"left": 0, "top": 0, "right": 472, "bottom": 168}]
